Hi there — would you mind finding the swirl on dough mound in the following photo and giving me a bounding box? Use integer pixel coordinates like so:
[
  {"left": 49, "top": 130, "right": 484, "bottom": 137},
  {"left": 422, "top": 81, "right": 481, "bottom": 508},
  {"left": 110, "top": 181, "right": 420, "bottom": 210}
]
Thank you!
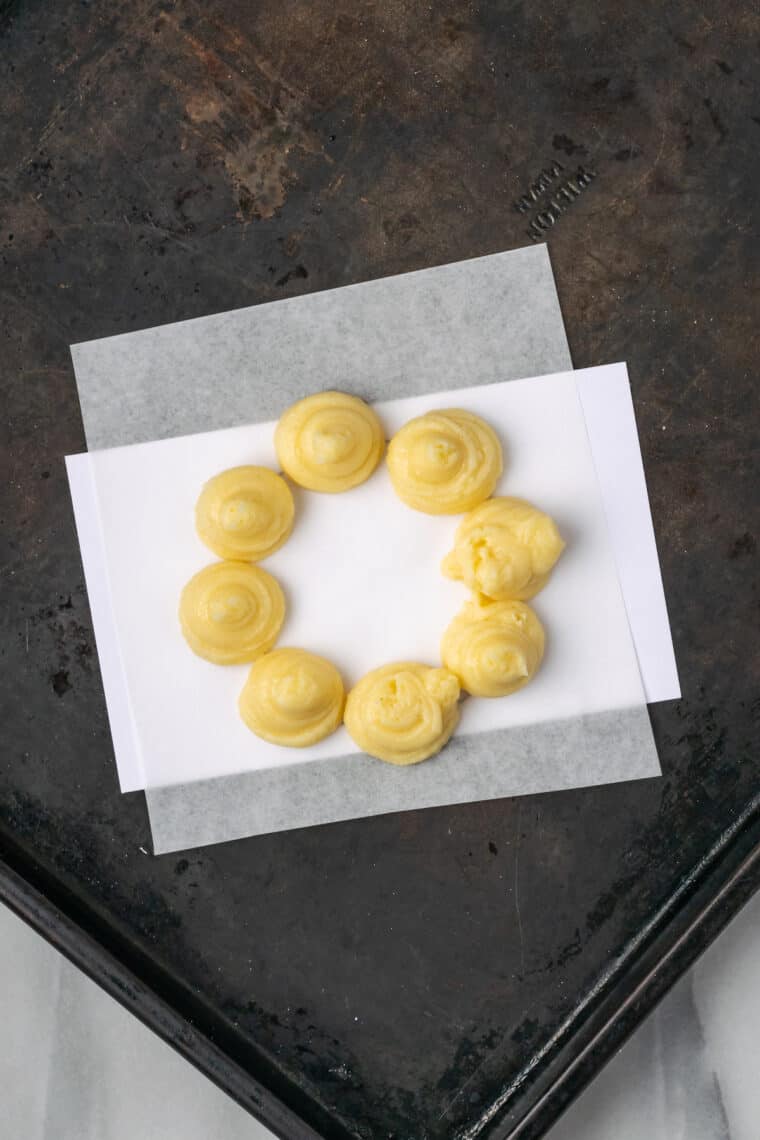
[
  {"left": 386, "top": 408, "right": 503, "bottom": 514},
  {"left": 239, "top": 649, "right": 345, "bottom": 746},
  {"left": 195, "top": 466, "right": 294, "bottom": 561},
  {"left": 275, "top": 391, "right": 385, "bottom": 492},
  {"left": 179, "top": 561, "right": 285, "bottom": 665},
  {"left": 441, "top": 596, "right": 545, "bottom": 697},
  {"left": 344, "top": 662, "right": 460, "bottom": 765},
  {"left": 442, "top": 496, "right": 565, "bottom": 600}
]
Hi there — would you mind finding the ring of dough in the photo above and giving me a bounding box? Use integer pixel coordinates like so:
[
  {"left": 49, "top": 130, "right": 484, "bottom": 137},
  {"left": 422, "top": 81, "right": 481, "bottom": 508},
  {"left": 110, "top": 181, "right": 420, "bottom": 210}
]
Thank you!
[
  {"left": 441, "top": 596, "right": 545, "bottom": 697},
  {"left": 179, "top": 561, "right": 285, "bottom": 665},
  {"left": 442, "top": 496, "right": 565, "bottom": 600},
  {"left": 239, "top": 648, "right": 345, "bottom": 746},
  {"left": 195, "top": 466, "right": 295, "bottom": 561},
  {"left": 344, "top": 662, "right": 460, "bottom": 765},
  {"left": 275, "top": 391, "right": 385, "bottom": 492},
  {"left": 386, "top": 408, "right": 503, "bottom": 514}
]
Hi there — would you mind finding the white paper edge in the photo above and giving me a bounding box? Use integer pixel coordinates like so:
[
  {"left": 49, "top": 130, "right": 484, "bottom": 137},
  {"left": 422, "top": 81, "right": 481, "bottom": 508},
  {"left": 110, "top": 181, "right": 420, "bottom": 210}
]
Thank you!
[
  {"left": 65, "top": 454, "right": 145, "bottom": 792},
  {"left": 576, "top": 365, "right": 680, "bottom": 702}
]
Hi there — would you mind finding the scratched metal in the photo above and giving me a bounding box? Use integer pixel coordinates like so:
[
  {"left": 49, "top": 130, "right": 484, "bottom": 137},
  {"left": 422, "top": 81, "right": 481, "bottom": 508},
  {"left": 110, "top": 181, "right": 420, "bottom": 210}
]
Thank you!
[{"left": 0, "top": 2, "right": 759, "bottom": 1139}]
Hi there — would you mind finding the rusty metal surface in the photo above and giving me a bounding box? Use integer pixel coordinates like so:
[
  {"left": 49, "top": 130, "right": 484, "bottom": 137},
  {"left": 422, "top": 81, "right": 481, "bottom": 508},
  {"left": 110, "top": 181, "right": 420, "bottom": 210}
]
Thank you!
[{"left": 1, "top": 1, "right": 759, "bottom": 1138}]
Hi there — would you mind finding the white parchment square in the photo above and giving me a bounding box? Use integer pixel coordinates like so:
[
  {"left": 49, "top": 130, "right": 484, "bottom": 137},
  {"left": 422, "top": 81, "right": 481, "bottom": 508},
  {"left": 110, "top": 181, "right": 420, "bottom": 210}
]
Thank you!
[{"left": 82, "top": 366, "right": 648, "bottom": 790}]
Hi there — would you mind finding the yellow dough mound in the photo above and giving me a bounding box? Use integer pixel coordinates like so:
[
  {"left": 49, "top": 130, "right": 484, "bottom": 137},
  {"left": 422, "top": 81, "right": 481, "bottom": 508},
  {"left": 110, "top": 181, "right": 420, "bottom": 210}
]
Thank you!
[
  {"left": 238, "top": 649, "right": 346, "bottom": 746},
  {"left": 274, "top": 391, "right": 385, "bottom": 492},
  {"left": 386, "top": 408, "right": 503, "bottom": 514},
  {"left": 441, "top": 596, "right": 545, "bottom": 697},
  {"left": 344, "top": 662, "right": 460, "bottom": 765},
  {"left": 442, "top": 496, "right": 565, "bottom": 600},
  {"left": 179, "top": 561, "right": 285, "bottom": 665},
  {"left": 195, "top": 466, "right": 294, "bottom": 561}
]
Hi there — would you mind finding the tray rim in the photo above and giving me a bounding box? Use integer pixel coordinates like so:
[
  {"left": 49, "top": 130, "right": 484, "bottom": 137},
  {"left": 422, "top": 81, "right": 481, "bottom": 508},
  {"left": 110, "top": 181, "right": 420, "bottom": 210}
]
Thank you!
[{"left": 1, "top": 795, "right": 758, "bottom": 1140}]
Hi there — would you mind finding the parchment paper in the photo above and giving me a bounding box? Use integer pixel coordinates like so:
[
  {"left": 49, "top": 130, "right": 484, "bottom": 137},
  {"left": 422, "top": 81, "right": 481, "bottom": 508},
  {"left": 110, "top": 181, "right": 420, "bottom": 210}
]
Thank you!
[
  {"left": 72, "top": 245, "right": 571, "bottom": 449},
  {"left": 66, "top": 245, "right": 674, "bottom": 852}
]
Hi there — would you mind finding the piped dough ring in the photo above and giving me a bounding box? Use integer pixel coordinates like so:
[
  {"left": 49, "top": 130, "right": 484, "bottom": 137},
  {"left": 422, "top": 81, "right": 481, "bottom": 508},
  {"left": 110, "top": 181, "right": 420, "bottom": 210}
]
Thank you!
[
  {"left": 344, "top": 662, "right": 460, "bottom": 765},
  {"left": 441, "top": 597, "right": 545, "bottom": 697},
  {"left": 179, "top": 561, "right": 285, "bottom": 665},
  {"left": 195, "top": 466, "right": 294, "bottom": 561},
  {"left": 442, "top": 496, "right": 565, "bottom": 600},
  {"left": 387, "top": 408, "right": 503, "bottom": 514},
  {"left": 275, "top": 391, "right": 385, "bottom": 492},
  {"left": 239, "top": 649, "right": 345, "bottom": 746}
]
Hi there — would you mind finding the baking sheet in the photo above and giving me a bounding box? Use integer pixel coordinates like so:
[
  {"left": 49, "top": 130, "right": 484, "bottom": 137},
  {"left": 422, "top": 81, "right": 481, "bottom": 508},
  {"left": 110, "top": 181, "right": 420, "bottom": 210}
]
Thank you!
[{"left": 5, "top": 7, "right": 755, "bottom": 1136}]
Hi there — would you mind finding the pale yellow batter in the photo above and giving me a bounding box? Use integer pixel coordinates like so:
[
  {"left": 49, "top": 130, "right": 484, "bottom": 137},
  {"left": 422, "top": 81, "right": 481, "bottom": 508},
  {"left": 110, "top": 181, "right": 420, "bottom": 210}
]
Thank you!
[
  {"left": 442, "top": 496, "right": 565, "bottom": 600},
  {"left": 239, "top": 648, "right": 345, "bottom": 746},
  {"left": 344, "top": 662, "right": 460, "bottom": 765},
  {"left": 275, "top": 391, "right": 385, "bottom": 492},
  {"left": 195, "top": 466, "right": 294, "bottom": 562},
  {"left": 179, "top": 561, "right": 285, "bottom": 665},
  {"left": 441, "top": 595, "right": 545, "bottom": 697},
  {"left": 386, "top": 408, "right": 503, "bottom": 514}
]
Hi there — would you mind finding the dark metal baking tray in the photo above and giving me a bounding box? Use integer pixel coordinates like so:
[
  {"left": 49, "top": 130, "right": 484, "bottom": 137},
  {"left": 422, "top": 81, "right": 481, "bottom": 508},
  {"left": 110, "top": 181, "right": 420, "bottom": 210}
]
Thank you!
[{"left": 1, "top": 1, "right": 758, "bottom": 1138}]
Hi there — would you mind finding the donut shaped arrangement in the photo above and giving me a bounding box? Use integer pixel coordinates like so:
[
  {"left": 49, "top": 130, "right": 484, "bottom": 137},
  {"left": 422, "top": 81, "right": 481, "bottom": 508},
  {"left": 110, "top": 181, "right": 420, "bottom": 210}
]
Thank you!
[{"left": 178, "top": 392, "right": 565, "bottom": 765}]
